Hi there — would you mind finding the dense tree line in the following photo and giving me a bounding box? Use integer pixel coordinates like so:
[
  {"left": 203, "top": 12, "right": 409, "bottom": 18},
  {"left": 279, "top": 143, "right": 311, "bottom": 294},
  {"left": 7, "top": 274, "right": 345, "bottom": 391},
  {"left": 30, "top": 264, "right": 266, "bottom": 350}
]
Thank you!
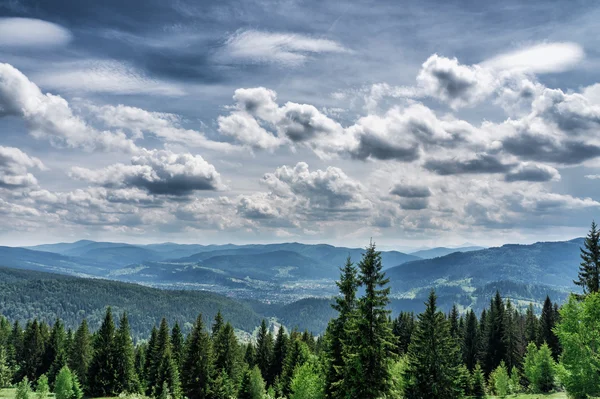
[{"left": 1, "top": 221, "right": 600, "bottom": 399}]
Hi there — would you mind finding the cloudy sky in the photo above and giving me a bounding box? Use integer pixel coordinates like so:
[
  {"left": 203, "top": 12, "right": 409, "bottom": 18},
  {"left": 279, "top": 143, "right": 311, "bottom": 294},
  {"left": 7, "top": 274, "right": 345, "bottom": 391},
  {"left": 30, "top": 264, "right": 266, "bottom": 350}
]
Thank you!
[{"left": 1, "top": 0, "right": 600, "bottom": 248}]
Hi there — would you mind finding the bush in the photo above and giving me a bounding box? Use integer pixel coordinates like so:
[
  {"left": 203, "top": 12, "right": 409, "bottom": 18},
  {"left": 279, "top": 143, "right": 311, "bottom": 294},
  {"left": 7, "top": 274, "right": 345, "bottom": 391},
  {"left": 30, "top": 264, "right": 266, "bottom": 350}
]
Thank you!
[
  {"left": 35, "top": 375, "right": 49, "bottom": 399},
  {"left": 16, "top": 377, "right": 31, "bottom": 399}
]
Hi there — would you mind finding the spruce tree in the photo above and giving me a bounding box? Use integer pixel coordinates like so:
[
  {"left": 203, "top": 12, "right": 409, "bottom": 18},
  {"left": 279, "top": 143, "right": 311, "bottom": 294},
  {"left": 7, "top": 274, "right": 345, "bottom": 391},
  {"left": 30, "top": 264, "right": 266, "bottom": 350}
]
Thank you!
[
  {"left": 470, "top": 364, "right": 486, "bottom": 399},
  {"left": 524, "top": 304, "right": 538, "bottom": 344},
  {"left": 0, "top": 347, "right": 12, "bottom": 388},
  {"left": 449, "top": 305, "right": 460, "bottom": 340},
  {"left": 114, "top": 313, "right": 140, "bottom": 394},
  {"left": 270, "top": 327, "right": 288, "bottom": 385},
  {"left": 502, "top": 300, "right": 521, "bottom": 371},
  {"left": 483, "top": 292, "right": 506, "bottom": 375},
  {"left": 255, "top": 320, "right": 273, "bottom": 384},
  {"left": 144, "top": 326, "right": 158, "bottom": 389},
  {"left": 244, "top": 343, "right": 255, "bottom": 368},
  {"left": 88, "top": 307, "right": 117, "bottom": 397},
  {"left": 238, "top": 366, "right": 266, "bottom": 399},
  {"left": 171, "top": 323, "right": 184, "bottom": 371},
  {"left": 69, "top": 319, "right": 91, "bottom": 389},
  {"left": 181, "top": 315, "right": 213, "bottom": 399},
  {"left": 213, "top": 322, "right": 241, "bottom": 386},
  {"left": 43, "top": 319, "right": 67, "bottom": 386},
  {"left": 151, "top": 318, "right": 181, "bottom": 399},
  {"left": 392, "top": 311, "right": 415, "bottom": 355},
  {"left": 462, "top": 309, "right": 479, "bottom": 371},
  {"left": 278, "top": 339, "right": 310, "bottom": 398},
  {"left": 538, "top": 296, "right": 560, "bottom": 360},
  {"left": 403, "top": 290, "right": 463, "bottom": 399},
  {"left": 20, "top": 320, "right": 45, "bottom": 382},
  {"left": 9, "top": 320, "right": 24, "bottom": 377},
  {"left": 212, "top": 311, "right": 224, "bottom": 339},
  {"left": 575, "top": 220, "right": 600, "bottom": 294},
  {"left": 325, "top": 256, "right": 357, "bottom": 399},
  {"left": 343, "top": 242, "right": 395, "bottom": 399}
]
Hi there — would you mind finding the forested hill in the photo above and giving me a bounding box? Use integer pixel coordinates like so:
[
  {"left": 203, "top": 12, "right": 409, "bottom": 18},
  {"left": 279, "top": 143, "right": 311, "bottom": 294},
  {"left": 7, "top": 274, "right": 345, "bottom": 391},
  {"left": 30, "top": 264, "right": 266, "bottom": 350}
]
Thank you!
[{"left": 0, "top": 266, "right": 263, "bottom": 338}]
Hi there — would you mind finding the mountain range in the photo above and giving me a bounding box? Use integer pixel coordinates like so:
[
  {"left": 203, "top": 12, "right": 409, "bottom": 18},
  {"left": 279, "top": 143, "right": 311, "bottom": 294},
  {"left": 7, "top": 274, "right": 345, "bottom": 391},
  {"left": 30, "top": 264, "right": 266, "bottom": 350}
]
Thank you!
[{"left": 0, "top": 237, "right": 585, "bottom": 333}]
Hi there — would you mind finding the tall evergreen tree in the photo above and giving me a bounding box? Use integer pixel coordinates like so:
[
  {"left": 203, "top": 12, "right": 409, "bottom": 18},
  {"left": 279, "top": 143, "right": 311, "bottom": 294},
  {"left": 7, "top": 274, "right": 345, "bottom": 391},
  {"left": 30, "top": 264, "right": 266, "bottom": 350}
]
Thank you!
[
  {"left": 69, "top": 320, "right": 91, "bottom": 389},
  {"left": 43, "top": 319, "right": 67, "bottom": 386},
  {"left": 88, "top": 307, "right": 117, "bottom": 397},
  {"left": 483, "top": 292, "right": 506, "bottom": 375},
  {"left": 279, "top": 339, "right": 310, "bottom": 398},
  {"left": 538, "top": 296, "right": 560, "bottom": 360},
  {"left": 20, "top": 320, "right": 45, "bottom": 382},
  {"left": 270, "top": 327, "right": 288, "bottom": 385},
  {"left": 9, "top": 320, "right": 24, "bottom": 378},
  {"left": 143, "top": 326, "right": 158, "bottom": 388},
  {"left": 502, "top": 300, "right": 521, "bottom": 371},
  {"left": 181, "top": 315, "right": 213, "bottom": 399},
  {"left": 212, "top": 312, "right": 224, "bottom": 339},
  {"left": 392, "top": 312, "right": 415, "bottom": 355},
  {"left": 324, "top": 256, "right": 358, "bottom": 399},
  {"left": 114, "top": 313, "right": 139, "bottom": 394},
  {"left": 171, "top": 323, "right": 184, "bottom": 371},
  {"left": 213, "top": 322, "right": 241, "bottom": 385},
  {"left": 244, "top": 344, "right": 255, "bottom": 368},
  {"left": 343, "top": 242, "right": 395, "bottom": 399},
  {"left": 575, "top": 221, "right": 600, "bottom": 295},
  {"left": 151, "top": 318, "right": 181, "bottom": 399},
  {"left": 524, "top": 304, "right": 538, "bottom": 345},
  {"left": 449, "top": 305, "right": 460, "bottom": 340},
  {"left": 255, "top": 320, "right": 273, "bottom": 385},
  {"left": 462, "top": 309, "right": 479, "bottom": 371},
  {"left": 403, "top": 290, "right": 463, "bottom": 399},
  {"left": 238, "top": 366, "right": 266, "bottom": 399}
]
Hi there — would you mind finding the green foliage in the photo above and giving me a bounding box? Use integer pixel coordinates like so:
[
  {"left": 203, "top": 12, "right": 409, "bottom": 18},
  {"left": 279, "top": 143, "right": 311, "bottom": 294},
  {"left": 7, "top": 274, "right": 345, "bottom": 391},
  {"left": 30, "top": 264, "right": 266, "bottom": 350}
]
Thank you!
[
  {"left": 181, "top": 315, "right": 213, "bottom": 399},
  {"left": 343, "top": 243, "right": 395, "bottom": 399},
  {"left": 523, "top": 342, "right": 556, "bottom": 393},
  {"left": 462, "top": 309, "right": 479, "bottom": 371},
  {"left": 35, "top": 375, "right": 49, "bottom": 399},
  {"left": 470, "top": 364, "right": 486, "bottom": 399},
  {"left": 88, "top": 307, "right": 117, "bottom": 397},
  {"left": 114, "top": 313, "right": 140, "bottom": 394},
  {"left": 575, "top": 220, "right": 600, "bottom": 294},
  {"left": 509, "top": 366, "right": 522, "bottom": 394},
  {"left": 388, "top": 356, "right": 408, "bottom": 399},
  {"left": 290, "top": 356, "right": 325, "bottom": 399},
  {"left": 403, "top": 290, "right": 463, "bottom": 399},
  {"left": 555, "top": 293, "right": 600, "bottom": 399},
  {"left": 238, "top": 366, "right": 266, "bottom": 399},
  {"left": 391, "top": 311, "right": 415, "bottom": 356},
  {"left": 255, "top": 320, "right": 273, "bottom": 386},
  {"left": 68, "top": 320, "right": 91, "bottom": 388},
  {"left": 54, "top": 366, "right": 82, "bottom": 399},
  {"left": 15, "top": 377, "right": 31, "bottom": 399},
  {"left": 0, "top": 347, "right": 12, "bottom": 388},
  {"left": 488, "top": 362, "right": 510, "bottom": 398}
]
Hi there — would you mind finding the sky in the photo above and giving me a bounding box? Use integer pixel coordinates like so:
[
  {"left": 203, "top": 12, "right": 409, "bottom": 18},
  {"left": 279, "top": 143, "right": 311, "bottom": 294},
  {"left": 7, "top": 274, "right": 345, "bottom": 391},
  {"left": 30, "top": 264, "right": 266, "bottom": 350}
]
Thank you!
[{"left": 1, "top": 0, "right": 600, "bottom": 248}]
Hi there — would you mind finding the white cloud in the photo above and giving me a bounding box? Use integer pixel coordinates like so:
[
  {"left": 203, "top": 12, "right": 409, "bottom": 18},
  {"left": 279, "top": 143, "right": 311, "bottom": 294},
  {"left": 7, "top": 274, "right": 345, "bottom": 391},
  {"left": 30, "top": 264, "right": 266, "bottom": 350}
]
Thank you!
[
  {"left": 482, "top": 42, "right": 585, "bottom": 74},
  {"left": 0, "top": 146, "right": 45, "bottom": 188},
  {"left": 33, "top": 60, "right": 185, "bottom": 96},
  {"left": 222, "top": 29, "right": 348, "bottom": 66},
  {"left": 70, "top": 149, "right": 224, "bottom": 195},
  {"left": 0, "top": 18, "right": 72, "bottom": 48}
]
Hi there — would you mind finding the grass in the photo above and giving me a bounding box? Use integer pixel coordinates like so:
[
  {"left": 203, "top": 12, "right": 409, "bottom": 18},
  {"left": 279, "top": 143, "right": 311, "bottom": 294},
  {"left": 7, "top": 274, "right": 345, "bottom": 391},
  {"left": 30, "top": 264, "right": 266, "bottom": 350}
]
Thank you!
[{"left": 490, "top": 394, "right": 568, "bottom": 399}]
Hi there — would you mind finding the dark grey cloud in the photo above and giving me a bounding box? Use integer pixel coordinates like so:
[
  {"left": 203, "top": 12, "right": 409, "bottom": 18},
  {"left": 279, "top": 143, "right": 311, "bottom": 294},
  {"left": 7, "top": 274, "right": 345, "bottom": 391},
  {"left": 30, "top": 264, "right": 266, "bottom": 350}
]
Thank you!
[
  {"left": 504, "top": 163, "right": 560, "bottom": 182},
  {"left": 352, "top": 135, "right": 420, "bottom": 162},
  {"left": 502, "top": 134, "right": 600, "bottom": 164},
  {"left": 424, "top": 154, "right": 514, "bottom": 175},
  {"left": 399, "top": 197, "right": 429, "bottom": 210},
  {"left": 390, "top": 183, "right": 431, "bottom": 198}
]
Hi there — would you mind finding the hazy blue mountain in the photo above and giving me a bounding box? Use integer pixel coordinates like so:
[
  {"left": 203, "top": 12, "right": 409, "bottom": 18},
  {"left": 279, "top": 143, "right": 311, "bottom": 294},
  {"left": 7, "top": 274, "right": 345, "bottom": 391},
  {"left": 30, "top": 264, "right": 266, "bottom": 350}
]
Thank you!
[
  {"left": 409, "top": 246, "right": 485, "bottom": 259},
  {"left": 0, "top": 246, "right": 108, "bottom": 276}
]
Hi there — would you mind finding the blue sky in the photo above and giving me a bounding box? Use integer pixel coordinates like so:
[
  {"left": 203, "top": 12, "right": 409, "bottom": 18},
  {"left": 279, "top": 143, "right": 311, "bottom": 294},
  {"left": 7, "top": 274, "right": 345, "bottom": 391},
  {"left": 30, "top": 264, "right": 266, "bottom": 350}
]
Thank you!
[{"left": 1, "top": 0, "right": 600, "bottom": 248}]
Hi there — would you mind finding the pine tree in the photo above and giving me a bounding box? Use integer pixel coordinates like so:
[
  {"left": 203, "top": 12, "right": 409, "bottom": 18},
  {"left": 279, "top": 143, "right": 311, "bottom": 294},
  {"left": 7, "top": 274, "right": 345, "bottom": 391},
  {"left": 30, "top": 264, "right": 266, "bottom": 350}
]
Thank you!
[
  {"left": 325, "top": 256, "right": 358, "bottom": 399},
  {"left": 483, "top": 292, "right": 506, "bottom": 375},
  {"left": 244, "top": 343, "right": 255, "bottom": 368},
  {"left": 343, "top": 242, "right": 395, "bottom": 399},
  {"left": 35, "top": 374, "right": 49, "bottom": 399},
  {"left": 88, "top": 307, "right": 117, "bottom": 397},
  {"left": 502, "top": 300, "right": 521, "bottom": 371},
  {"left": 181, "top": 315, "right": 213, "bottom": 399},
  {"left": 20, "top": 320, "right": 45, "bottom": 382},
  {"left": 144, "top": 326, "right": 158, "bottom": 389},
  {"left": 538, "top": 296, "right": 560, "bottom": 360},
  {"left": 0, "top": 347, "right": 12, "bottom": 388},
  {"left": 212, "top": 311, "right": 224, "bottom": 339},
  {"left": 114, "top": 313, "right": 140, "bottom": 394},
  {"left": 575, "top": 221, "right": 600, "bottom": 295},
  {"left": 403, "top": 290, "right": 463, "bottom": 399},
  {"left": 524, "top": 304, "right": 538, "bottom": 345},
  {"left": 270, "top": 327, "right": 288, "bottom": 384},
  {"left": 69, "top": 319, "right": 92, "bottom": 389},
  {"left": 238, "top": 366, "right": 266, "bottom": 399},
  {"left": 16, "top": 376, "right": 31, "bottom": 399},
  {"left": 279, "top": 339, "right": 310, "bottom": 398},
  {"left": 9, "top": 320, "right": 24, "bottom": 377},
  {"left": 392, "top": 311, "right": 415, "bottom": 355},
  {"left": 171, "top": 323, "right": 184, "bottom": 371},
  {"left": 462, "top": 309, "right": 479, "bottom": 371},
  {"left": 255, "top": 320, "right": 273, "bottom": 384},
  {"left": 213, "top": 322, "right": 241, "bottom": 386},
  {"left": 449, "top": 305, "right": 460, "bottom": 340},
  {"left": 43, "top": 319, "right": 67, "bottom": 386},
  {"left": 470, "top": 364, "right": 486, "bottom": 399},
  {"left": 152, "top": 318, "right": 181, "bottom": 399}
]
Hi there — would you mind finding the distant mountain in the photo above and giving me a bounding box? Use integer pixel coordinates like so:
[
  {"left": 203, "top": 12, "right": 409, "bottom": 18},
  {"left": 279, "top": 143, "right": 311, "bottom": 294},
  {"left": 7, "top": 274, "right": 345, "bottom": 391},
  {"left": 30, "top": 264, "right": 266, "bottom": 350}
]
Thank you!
[
  {"left": 409, "top": 246, "right": 485, "bottom": 259},
  {"left": 0, "top": 246, "right": 108, "bottom": 276},
  {"left": 0, "top": 266, "right": 263, "bottom": 337}
]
